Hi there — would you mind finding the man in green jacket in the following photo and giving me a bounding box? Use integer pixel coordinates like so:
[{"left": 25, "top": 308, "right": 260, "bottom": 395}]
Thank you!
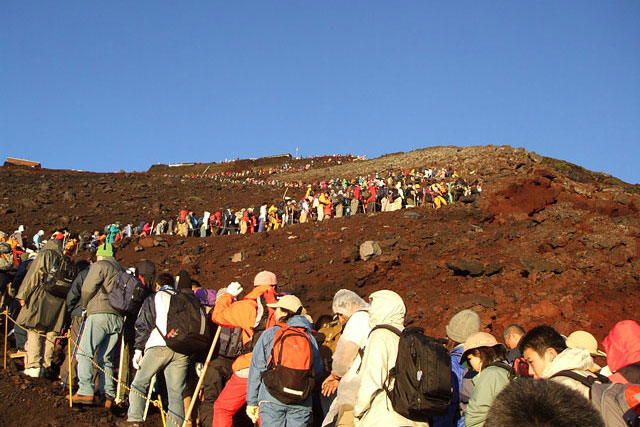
[
  {"left": 72, "top": 243, "right": 124, "bottom": 406},
  {"left": 16, "top": 239, "right": 67, "bottom": 378}
]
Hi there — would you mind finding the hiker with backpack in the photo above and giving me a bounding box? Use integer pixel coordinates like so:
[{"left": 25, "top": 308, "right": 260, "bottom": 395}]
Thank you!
[
  {"left": 433, "top": 309, "right": 482, "bottom": 427},
  {"left": 519, "top": 325, "right": 598, "bottom": 399},
  {"left": 199, "top": 288, "right": 239, "bottom": 427},
  {"left": 118, "top": 272, "right": 195, "bottom": 426},
  {"left": 15, "top": 238, "right": 73, "bottom": 378},
  {"left": 246, "top": 294, "right": 323, "bottom": 426},
  {"left": 321, "top": 289, "right": 370, "bottom": 427},
  {"left": 210, "top": 271, "right": 280, "bottom": 427},
  {"left": 72, "top": 243, "right": 124, "bottom": 407},
  {"left": 460, "top": 332, "right": 512, "bottom": 427},
  {"left": 353, "top": 290, "right": 429, "bottom": 427},
  {"left": 115, "top": 260, "right": 156, "bottom": 404}
]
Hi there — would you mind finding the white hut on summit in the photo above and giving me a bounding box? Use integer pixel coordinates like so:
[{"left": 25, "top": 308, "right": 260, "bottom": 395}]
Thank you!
[{"left": 4, "top": 157, "right": 41, "bottom": 168}]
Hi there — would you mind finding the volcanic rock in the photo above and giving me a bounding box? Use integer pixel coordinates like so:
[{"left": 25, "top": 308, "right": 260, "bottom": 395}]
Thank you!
[
  {"left": 359, "top": 241, "right": 382, "bottom": 261},
  {"left": 446, "top": 260, "right": 485, "bottom": 277}
]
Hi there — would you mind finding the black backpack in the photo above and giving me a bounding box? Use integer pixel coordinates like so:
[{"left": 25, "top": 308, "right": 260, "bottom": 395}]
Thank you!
[
  {"left": 216, "top": 295, "right": 269, "bottom": 358},
  {"left": 107, "top": 270, "right": 150, "bottom": 317},
  {"left": 217, "top": 326, "right": 244, "bottom": 358},
  {"left": 372, "top": 325, "right": 453, "bottom": 421},
  {"left": 43, "top": 253, "right": 79, "bottom": 298},
  {"left": 159, "top": 290, "right": 214, "bottom": 355}
]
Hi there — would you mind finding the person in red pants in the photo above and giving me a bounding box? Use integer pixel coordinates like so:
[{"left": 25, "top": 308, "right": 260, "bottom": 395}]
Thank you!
[{"left": 210, "top": 271, "right": 280, "bottom": 427}]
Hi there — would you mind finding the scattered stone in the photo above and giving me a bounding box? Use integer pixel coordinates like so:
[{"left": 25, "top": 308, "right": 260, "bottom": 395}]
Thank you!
[
  {"left": 519, "top": 256, "right": 565, "bottom": 274},
  {"left": 175, "top": 240, "right": 184, "bottom": 246},
  {"left": 231, "top": 252, "right": 245, "bottom": 263},
  {"left": 192, "top": 245, "right": 204, "bottom": 255},
  {"left": 470, "top": 224, "right": 484, "bottom": 233},
  {"left": 182, "top": 255, "right": 196, "bottom": 265},
  {"left": 138, "top": 237, "right": 154, "bottom": 248},
  {"left": 153, "top": 237, "right": 169, "bottom": 247},
  {"left": 457, "top": 294, "right": 497, "bottom": 309},
  {"left": 446, "top": 260, "right": 485, "bottom": 277},
  {"left": 404, "top": 211, "right": 424, "bottom": 219},
  {"left": 298, "top": 254, "right": 310, "bottom": 263},
  {"left": 134, "top": 245, "right": 144, "bottom": 252},
  {"left": 359, "top": 241, "right": 382, "bottom": 261}
]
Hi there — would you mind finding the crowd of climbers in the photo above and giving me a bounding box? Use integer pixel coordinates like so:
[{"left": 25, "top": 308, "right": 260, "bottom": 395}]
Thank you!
[
  {"left": 92, "top": 167, "right": 483, "bottom": 244},
  {"left": 1, "top": 232, "right": 639, "bottom": 426}
]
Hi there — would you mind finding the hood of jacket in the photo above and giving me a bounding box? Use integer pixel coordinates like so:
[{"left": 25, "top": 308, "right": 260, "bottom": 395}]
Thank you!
[
  {"left": 286, "top": 314, "right": 313, "bottom": 330},
  {"left": 602, "top": 320, "right": 640, "bottom": 372},
  {"left": 367, "top": 290, "right": 405, "bottom": 329},
  {"left": 542, "top": 347, "right": 597, "bottom": 379}
]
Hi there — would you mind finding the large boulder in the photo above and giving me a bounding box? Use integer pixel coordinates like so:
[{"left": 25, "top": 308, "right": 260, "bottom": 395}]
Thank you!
[{"left": 359, "top": 241, "right": 382, "bottom": 261}]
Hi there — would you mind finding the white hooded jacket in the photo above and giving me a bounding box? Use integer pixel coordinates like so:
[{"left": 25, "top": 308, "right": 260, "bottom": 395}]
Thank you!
[
  {"left": 353, "top": 290, "right": 429, "bottom": 427},
  {"left": 542, "top": 347, "right": 598, "bottom": 399}
]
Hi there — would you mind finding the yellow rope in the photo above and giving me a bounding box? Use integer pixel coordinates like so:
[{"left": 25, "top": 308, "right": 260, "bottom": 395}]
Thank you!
[{"left": 5, "top": 312, "right": 180, "bottom": 426}]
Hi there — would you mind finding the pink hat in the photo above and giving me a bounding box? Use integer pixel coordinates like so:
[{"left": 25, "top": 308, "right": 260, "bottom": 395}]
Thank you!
[{"left": 253, "top": 271, "right": 277, "bottom": 287}]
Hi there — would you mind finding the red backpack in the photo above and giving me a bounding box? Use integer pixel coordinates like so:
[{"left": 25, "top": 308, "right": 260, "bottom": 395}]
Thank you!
[{"left": 262, "top": 324, "right": 315, "bottom": 405}]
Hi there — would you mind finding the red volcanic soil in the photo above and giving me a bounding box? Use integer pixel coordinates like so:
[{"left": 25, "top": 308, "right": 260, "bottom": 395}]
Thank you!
[{"left": 1, "top": 145, "right": 639, "bottom": 426}]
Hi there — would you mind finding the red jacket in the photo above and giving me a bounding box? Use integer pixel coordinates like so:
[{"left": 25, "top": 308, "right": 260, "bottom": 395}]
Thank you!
[{"left": 603, "top": 320, "right": 640, "bottom": 383}]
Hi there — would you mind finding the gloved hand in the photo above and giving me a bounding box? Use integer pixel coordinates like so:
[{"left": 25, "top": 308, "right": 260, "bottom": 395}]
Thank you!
[
  {"left": 227, "top": 281, "right": 243, "bottom": 297},
  {"left": 81, "top": 310, "right": 87, "bottom": 318},
  {"left": 132, "top": 349, "right": 143, "bottom": 370},
  {"left": 246, "top": 405, "right": 260, "bottom": 424}
]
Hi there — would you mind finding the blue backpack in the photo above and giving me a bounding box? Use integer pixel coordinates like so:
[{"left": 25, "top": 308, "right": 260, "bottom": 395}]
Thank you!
[{"left": 106, "top": 270, "right": 150, "bottom": 317}]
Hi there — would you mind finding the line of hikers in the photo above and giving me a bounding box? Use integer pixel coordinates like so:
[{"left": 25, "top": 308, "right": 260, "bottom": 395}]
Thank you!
[
  {"left": 2, "top": 237, "right": 639, "bottom": 426},
  {"left": 90, "top": 167, "right": 482, "bottom": 241}
]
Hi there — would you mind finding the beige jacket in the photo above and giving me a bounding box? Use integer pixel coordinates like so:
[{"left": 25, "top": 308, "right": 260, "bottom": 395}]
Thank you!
[{"left": 354, "top": 290, "right": 429, "bottom": 427}]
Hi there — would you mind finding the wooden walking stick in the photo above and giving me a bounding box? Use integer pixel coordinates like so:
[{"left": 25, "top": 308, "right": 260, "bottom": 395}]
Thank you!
[
  {"left": 115, "top": 316, "right": 127, "bottom": 404},
  {"left": 3, "top": 308, "right": 8, "bottom": 370},
  {"left": 143, "top": 374, "right": 157, "bottom": 421},
  {"left": 182, "top": 326, "right": 222, "bottom": 427}
]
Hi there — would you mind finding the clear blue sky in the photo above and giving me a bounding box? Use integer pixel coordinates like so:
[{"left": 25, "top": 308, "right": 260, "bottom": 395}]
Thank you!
[{"left": 2, "top": 2, "right": 639, "bottom": 183}]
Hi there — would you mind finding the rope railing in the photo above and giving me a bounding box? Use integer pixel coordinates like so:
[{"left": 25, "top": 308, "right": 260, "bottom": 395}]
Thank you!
[{"left": 3, "top": 309, "right": 176, "bottom": 427}]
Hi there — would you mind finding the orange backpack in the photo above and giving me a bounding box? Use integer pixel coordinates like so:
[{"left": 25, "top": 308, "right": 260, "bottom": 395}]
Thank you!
[{"left": 262, "top": 324, "right": 315, "bottom": 405}]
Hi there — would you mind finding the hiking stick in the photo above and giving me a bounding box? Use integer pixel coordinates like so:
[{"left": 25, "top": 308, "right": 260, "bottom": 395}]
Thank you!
[
  {"left": 143, "top": 374, "right": 156, "bottom": 421},
  {"left": 149, "top": 221, "right": 155, "bottom": 237},
  {"left": 62, "top": 315, "right": 87, "bottom": 390},
  {"left": 3, "top": 308, "right": 7, "bottom": 370},
  {"left": 67, "top": 330, "right": 72, "bottom": 407},
  {"left": 115, "top": 316, "right": 127, "bottom": 404},
  {"left": 182, "top": 326, "right": 222, "bottom": 427}
]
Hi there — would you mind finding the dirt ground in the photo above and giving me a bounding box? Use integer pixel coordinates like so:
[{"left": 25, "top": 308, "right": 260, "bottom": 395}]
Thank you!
[{"left": 0, "top": 145, "right": 639, "bottom": 426}]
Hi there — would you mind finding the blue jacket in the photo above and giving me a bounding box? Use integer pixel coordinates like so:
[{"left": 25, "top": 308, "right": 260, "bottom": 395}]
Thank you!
[
  {"left": 432, "top": 344, "right": 466, "bottom": 427},
  {"left": 247, "top": 315, "right": 323, "bottom": 407}
]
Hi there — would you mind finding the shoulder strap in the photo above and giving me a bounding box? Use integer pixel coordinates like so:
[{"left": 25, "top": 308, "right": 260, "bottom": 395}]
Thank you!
[
  {"left": 368, "top": 324, "right": 402, "bottom": 338},
  {"left": 550, "top": 370, "right": 610, "bottom": 387},
  {"left": 486, "top": 361, "right": 517, "bottom": 380}
]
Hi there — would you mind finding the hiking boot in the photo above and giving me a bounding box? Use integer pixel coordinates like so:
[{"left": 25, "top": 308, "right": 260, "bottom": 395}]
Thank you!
[{"left": 66, "top": 393, "right": 95, "bottom": 405}]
